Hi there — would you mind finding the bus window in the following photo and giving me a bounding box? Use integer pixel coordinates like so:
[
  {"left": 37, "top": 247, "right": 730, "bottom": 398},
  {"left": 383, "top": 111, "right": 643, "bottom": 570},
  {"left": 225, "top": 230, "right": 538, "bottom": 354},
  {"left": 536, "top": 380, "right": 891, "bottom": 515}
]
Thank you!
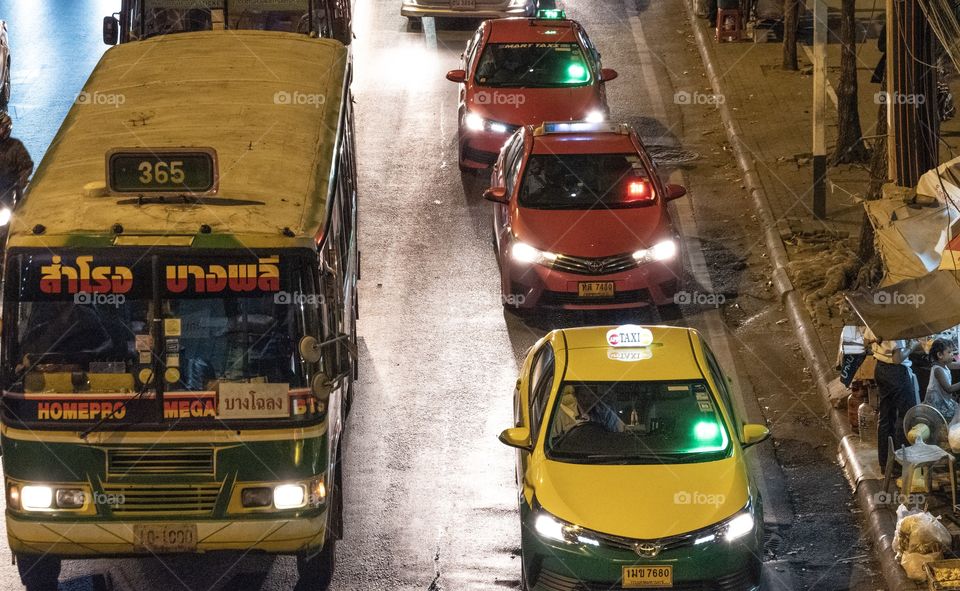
[
  {"left": 229, "top": 0, "right": 311, "bottom": 33},
  {"left": 143, "top": 5, "right": 213, "bottom": 38}
]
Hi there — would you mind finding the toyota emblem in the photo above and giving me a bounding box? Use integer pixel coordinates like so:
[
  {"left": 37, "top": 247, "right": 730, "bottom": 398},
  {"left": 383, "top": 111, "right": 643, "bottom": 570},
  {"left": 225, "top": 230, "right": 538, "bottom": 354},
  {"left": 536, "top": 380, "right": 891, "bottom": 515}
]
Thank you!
[{"left": 633, "top": 542, "right": 663, "bottom": 558}]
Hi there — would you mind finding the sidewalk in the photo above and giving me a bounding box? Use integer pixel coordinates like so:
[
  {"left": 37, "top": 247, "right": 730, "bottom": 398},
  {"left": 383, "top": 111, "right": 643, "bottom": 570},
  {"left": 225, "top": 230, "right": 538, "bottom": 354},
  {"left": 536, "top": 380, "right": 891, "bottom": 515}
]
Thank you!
[{"left": 684, "top": 1, "right": 960, "bottom": 590}]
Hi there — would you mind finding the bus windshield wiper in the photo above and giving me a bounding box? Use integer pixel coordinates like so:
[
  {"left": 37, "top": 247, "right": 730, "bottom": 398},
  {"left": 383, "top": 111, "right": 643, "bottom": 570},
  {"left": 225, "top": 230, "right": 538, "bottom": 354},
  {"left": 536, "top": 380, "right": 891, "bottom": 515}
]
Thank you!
[{"left": 117, "top": 195, "right": 265, "bottom": 206}]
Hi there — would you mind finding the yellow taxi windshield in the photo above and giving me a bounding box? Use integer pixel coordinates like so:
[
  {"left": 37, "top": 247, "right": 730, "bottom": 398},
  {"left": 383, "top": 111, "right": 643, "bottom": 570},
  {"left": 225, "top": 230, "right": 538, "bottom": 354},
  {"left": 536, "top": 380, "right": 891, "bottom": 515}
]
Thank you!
[{"left": 545, "top": 380, "right": 731, "bottom": 464}]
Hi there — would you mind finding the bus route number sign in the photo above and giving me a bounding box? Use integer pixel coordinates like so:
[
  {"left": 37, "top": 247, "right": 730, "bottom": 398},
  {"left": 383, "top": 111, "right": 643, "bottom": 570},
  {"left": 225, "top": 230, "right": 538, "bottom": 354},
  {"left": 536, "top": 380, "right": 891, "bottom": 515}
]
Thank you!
[{"left": 107, "top": 148, "right": 218, "bottom": 194}]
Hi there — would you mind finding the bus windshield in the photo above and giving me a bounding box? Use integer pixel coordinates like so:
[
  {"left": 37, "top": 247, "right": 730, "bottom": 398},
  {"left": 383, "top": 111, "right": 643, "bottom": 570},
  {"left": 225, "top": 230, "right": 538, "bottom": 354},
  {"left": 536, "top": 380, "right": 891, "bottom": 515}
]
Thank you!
[
  {"left": 142, "top": 0, "right": 312, "bottom": 37},
  {"left": 2, "top": 250, "right": 325, "bottom": 426}
]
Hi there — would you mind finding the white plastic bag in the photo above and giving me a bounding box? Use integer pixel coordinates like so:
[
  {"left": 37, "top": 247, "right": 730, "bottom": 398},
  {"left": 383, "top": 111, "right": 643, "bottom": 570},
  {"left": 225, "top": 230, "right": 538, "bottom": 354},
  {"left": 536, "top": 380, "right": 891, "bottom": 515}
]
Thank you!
[
  {"left": 901, "top": 550, "right": 942, "bottom": 581},
  {"left": 949, "top": 410, "right": 960, "bottom": 452},
  {"left": 896, "top": 512, "right": 952, "bottom": 556}
]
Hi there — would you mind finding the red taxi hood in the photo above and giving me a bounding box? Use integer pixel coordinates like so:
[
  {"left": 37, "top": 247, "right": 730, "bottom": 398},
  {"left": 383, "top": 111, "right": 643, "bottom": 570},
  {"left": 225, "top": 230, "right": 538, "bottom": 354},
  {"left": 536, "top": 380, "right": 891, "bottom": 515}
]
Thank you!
[
  {"left": 468, "top": 85, "right": 601, "bottom": 126},
  {"left": 513, "top": 206, "right": 669, "bottom": 257}
]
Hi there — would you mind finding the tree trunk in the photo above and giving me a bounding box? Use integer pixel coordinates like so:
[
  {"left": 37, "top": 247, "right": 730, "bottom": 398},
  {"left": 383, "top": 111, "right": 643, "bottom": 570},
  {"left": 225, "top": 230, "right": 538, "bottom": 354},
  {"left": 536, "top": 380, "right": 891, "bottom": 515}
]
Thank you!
[
  {"left": 782, "top": 0, "right": 800, "bottom": 70},
  {"left": 831, "top": 0, "right": 869, "bottom": 164},
  {"left": 854, "top": 102, "right": 888, "bottom": 289}
]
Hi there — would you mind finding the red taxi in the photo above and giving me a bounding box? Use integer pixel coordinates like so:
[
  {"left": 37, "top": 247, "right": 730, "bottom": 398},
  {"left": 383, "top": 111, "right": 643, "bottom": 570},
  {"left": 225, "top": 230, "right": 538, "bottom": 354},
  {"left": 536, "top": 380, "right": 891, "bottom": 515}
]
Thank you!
[
  {"left": 445, "top": 10, "right": 618, "bottom": 171},
  {"left": 485, "top": 121, "right": 687, "bottom": 311}
]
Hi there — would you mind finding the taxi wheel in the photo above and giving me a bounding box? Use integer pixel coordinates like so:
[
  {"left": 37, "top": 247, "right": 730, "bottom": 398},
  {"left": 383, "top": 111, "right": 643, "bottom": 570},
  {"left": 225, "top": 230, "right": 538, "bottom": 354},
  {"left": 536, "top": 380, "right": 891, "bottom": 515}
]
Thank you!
[
  {"left": 296, "top": 539, "right": 336, "bottom": 590},
  {"left": 406, "top": 17, "right": 422, "bottom": 31}
]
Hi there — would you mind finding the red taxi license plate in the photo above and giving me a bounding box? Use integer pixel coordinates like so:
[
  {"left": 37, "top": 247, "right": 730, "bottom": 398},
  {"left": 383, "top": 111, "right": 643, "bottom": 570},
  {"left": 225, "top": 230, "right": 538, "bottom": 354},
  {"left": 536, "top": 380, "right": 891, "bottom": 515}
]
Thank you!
[
  {"left": 622, "top": 565, "right": 673, "bottom": 588},
  {"left": 578, "top": 282, "right": 615, "bottom": 297}
]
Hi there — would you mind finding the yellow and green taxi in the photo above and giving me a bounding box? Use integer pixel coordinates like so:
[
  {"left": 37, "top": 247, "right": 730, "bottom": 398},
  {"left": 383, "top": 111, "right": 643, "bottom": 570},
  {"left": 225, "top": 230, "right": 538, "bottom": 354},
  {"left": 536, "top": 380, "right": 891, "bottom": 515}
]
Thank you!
[{"left": 499, "top": 325, "right": 770, "bottom": 590}]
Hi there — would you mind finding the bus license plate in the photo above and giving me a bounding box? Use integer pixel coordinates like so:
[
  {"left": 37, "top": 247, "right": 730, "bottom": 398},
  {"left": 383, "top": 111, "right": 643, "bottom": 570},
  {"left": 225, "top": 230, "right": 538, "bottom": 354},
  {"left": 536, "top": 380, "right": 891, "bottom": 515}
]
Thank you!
[
  {"left": 451, "top": 0, "right": 476, "bottom": 8},
  {"left": 578, "top": 282, "right": 615, "bottom": 297},
  {"left": 622, "top": 565, "right": 672, "bottom": 588},
  {"left": 133, "top": 524, "right": 197, "bottom": 553}
]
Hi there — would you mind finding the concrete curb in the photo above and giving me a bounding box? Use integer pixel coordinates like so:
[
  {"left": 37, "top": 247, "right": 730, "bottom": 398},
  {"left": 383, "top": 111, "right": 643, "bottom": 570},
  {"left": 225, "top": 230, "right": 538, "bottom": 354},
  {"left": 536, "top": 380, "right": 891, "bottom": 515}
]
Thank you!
[{"left": 681, "top": 4, "right": 915, "bottom": 590}]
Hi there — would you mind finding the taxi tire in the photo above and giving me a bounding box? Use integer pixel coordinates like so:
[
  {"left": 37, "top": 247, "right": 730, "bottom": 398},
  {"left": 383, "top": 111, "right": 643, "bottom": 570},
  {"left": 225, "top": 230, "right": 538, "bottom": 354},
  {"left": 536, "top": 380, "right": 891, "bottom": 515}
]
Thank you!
[
  {"left": 296, "top": 538, "right": 336, "bottom": 590},
  {"left": 406, "top": 17, "right": 422, "bottom": 31}
]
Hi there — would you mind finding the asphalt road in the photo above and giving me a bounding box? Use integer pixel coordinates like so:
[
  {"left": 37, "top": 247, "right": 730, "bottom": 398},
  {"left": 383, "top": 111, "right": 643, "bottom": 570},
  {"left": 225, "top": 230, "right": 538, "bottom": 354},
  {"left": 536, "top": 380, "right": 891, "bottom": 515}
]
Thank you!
[{"left": 0, "top": 1, "right": 885, "bottom": 590}]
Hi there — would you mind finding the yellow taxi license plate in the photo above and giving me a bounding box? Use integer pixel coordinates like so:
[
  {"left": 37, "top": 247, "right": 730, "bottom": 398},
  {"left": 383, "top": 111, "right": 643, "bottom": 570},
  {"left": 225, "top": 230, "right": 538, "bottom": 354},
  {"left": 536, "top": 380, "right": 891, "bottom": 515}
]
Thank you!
[
  {"left": 622, "top": 565, "right": 673, "bottom": 588},
  {"left": 133, "top": 524, "right": 197, "bottom": 553},
  {"left": 578, "top": 282, "right": 615, "bottom": 297}
]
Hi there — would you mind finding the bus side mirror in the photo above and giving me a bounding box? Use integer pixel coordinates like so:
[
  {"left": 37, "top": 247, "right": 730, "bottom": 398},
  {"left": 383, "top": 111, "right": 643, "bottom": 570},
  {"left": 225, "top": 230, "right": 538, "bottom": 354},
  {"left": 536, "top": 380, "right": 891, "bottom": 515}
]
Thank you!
[{"left": 103, "top": 15, "right": 120, "bottom": 46}]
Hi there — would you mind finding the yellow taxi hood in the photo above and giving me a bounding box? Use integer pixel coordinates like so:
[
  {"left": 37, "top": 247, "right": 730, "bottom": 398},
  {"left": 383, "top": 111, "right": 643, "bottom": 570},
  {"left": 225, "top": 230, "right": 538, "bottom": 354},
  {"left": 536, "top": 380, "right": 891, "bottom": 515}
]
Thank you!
[{"left": 532, "top": 454, "right": 750, "bottom": 539}]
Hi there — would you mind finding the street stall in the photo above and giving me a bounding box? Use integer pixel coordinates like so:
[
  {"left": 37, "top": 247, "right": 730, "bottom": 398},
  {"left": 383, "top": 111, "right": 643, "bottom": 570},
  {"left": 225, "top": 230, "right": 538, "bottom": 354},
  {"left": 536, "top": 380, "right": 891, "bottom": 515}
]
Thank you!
[{"left": 842, "top": 156, "right": 960, "bottom": 582}]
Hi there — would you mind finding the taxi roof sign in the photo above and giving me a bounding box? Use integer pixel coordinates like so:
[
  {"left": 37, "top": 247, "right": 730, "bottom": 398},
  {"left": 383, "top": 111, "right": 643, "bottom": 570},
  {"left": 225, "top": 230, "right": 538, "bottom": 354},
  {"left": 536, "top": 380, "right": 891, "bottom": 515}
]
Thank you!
[
  {"left": 536, "top": 8, "right": 566, "bottom": 19},
  {"left": 535, "top": 121, "right": 628, "bottom": 136},
  {"left": 606, "top": 325, "right": 654, "bottom": 348}
]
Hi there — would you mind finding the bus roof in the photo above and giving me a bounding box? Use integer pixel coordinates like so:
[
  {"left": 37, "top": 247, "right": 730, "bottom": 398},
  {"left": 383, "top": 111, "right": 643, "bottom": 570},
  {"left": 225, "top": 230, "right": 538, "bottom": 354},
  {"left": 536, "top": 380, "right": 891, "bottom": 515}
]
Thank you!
[{"left": 10, "top": 31, "right": 349, "bottom": 250}]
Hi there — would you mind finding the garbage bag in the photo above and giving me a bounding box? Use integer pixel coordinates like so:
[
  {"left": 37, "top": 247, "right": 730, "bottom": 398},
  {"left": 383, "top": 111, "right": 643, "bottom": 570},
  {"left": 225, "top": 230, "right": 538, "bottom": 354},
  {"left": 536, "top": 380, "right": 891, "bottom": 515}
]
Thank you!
[
  {"left": 901, "top": 550, "right": 942, "bottom": 581},
  {"left": 896, "top": 512, "right": 952, "bottom": 556}
]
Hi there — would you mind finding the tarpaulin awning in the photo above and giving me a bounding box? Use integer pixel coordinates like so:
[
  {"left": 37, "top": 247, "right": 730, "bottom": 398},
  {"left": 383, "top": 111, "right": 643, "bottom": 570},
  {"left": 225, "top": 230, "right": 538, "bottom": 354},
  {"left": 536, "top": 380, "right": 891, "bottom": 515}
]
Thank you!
[{"left": 846, "top": 270, "right": 960, "bottom": 340}]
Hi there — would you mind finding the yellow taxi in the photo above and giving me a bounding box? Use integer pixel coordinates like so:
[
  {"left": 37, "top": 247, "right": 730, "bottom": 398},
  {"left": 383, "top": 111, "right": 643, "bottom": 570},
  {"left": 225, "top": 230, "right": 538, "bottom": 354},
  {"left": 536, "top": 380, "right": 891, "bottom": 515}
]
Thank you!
[{"left": 499, "top": 325, "right": 769, "bottom": 590}]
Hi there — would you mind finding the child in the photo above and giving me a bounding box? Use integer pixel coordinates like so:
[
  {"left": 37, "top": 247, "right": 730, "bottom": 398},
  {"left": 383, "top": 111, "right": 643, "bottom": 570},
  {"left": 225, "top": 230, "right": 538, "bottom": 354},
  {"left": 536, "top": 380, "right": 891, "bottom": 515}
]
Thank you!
[{"left": 924, "top": 338, "right": 960, "bottom": 421}]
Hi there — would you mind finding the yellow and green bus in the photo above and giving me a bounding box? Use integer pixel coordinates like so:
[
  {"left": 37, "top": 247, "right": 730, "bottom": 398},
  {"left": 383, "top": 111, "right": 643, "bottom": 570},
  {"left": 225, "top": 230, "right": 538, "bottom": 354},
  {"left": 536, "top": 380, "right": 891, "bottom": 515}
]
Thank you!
[
  {"left": 103, "top": 0, "right": 352, "bottom": 46},
  {"left": 1, "top": 30, "right": 357, "bottom": 590}
]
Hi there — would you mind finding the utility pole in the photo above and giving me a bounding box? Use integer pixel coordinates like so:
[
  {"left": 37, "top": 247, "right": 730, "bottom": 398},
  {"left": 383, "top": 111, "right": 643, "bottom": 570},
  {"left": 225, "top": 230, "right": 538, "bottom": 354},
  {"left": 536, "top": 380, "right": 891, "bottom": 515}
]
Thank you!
[
  {"left": 812, "top": 0, "right": 828, "bottom": 219},
  {"left": 886, "top": 0, "right": 938, "bottom": 187}
]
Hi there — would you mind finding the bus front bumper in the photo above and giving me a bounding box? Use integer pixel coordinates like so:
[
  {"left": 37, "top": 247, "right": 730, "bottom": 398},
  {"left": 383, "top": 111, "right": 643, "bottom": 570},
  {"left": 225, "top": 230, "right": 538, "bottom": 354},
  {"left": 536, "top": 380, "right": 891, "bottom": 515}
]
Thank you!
[{"left": 6, "top": 510, "right": 327, "bottom": 558}]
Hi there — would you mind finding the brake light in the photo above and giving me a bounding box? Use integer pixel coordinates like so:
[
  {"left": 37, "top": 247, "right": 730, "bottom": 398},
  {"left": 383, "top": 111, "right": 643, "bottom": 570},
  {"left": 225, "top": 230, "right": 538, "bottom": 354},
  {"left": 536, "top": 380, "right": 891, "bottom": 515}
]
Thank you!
[{"left": 627, "top": 180, "right": 653, "bottom": 201}]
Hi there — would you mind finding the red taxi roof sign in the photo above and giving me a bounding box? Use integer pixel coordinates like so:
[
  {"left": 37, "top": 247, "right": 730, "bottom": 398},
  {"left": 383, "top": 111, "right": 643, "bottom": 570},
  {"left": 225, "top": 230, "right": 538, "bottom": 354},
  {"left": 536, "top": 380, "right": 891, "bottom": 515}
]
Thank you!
[{"left": 606, "top": 325, "right": 654, "bottom": 348}]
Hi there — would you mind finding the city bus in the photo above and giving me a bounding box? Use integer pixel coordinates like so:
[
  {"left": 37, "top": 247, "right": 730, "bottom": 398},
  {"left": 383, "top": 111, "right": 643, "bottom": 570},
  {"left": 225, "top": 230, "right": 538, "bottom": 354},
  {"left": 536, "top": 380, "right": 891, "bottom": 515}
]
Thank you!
[
  {"left": 1, "top": 30, "right": 357, "bottom": 591},
  {"left": 103, "top": 0, "right": 352, "bottom": 46}
]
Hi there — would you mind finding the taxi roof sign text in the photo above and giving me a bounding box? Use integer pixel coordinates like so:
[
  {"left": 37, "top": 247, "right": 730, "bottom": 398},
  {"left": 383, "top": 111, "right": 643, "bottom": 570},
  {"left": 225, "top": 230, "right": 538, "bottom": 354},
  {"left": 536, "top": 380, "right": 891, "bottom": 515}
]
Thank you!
[{"left": 606, "top": 325, "right": 654, "bottom": 348}]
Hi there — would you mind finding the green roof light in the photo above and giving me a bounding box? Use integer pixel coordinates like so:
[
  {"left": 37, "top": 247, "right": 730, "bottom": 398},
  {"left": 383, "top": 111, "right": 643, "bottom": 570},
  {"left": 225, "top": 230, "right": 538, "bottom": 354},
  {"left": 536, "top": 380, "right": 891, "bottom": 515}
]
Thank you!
[{"left": 537, "top": 8, "right": 566, "bottom": 19}]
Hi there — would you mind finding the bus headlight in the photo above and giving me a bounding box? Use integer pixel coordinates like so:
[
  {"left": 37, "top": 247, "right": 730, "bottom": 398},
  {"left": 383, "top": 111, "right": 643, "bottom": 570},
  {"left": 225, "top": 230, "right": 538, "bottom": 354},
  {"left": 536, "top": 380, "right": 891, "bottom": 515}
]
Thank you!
[
  {"left": 273, "top": 484, "right": 307, "bottom": 509},
  {"left": 21, "top": 485, "right": 54, "bottom": 511},
  {"left": 55, "top": 489, "right": 86, "bottom": 509},
  {"left": 241, "top": 487, "right": 273, "bottom": 508},
  {"left": 0, "top": 207, "right": 12, "bottom": 227}
]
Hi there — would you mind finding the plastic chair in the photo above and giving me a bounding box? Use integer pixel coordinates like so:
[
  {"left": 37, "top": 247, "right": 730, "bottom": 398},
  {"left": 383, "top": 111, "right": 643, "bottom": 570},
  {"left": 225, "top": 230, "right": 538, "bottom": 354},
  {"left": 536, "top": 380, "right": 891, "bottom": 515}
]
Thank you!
[{"left": 882, "top": 436, "right": 957, "bottom": 511}]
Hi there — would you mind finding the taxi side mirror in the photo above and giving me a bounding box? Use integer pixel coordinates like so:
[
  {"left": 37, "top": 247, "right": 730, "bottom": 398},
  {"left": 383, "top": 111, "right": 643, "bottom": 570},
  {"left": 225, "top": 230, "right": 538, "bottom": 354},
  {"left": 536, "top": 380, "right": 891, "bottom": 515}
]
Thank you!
[
  {"left": 741, "top": 423, "right": 770, "bottom": 448},
  {"left": 446, "top": 69, "right": 467, "bottom": 83},
  {"left": 103, "top": 15, "right": 120, "bottom": 46},
  {"left": 499, "top": 426, "right": 532, "bottom": 451},
  {"left": 484, "top": 187, "right": 509, "bottom": 204},
  {"left": 599, "top": 68, "right": 619, "bottom": 82},
  {"left": 664, "top": 183, "right": 687, "bottom": 201}
]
